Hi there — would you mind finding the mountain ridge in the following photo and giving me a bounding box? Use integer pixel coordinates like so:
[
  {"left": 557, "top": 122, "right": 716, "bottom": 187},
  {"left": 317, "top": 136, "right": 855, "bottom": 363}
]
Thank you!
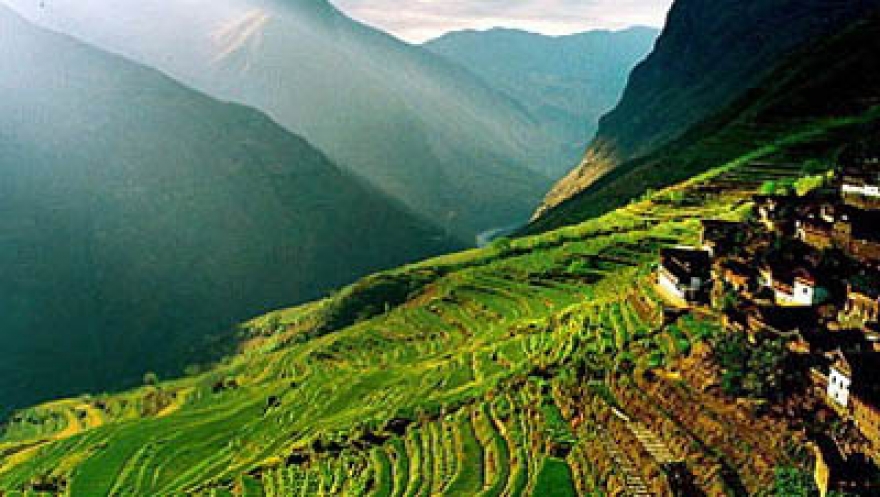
[
  {"left": 424, "top": 26, "right": 658, "bottom": 178},
  {"left": 3, "top": 0, "right": 564, "bottom": 238}
]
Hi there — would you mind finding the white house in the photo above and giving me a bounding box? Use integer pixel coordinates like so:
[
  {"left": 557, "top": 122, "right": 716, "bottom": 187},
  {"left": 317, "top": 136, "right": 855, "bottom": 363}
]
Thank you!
[
  {"left": 842, "top": 183, "right": 880, "bottom": 199},
  {"left": 658, "top": 247, "right": 712, "bottom": 304},
  {"left": 828, "top": 363, "right": 852, "bottom": 408},
  {"left": 841, "top": 161, "right": 880, "bottom": 203},
  {"left": 763, "top": 267, "right": 828, "bottom": 307}
]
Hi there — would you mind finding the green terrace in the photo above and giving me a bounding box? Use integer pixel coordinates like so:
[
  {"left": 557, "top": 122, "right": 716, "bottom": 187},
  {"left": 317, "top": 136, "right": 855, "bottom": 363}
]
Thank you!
[{"left": 0, "top": 116, "right": 872, "bottom": 496}]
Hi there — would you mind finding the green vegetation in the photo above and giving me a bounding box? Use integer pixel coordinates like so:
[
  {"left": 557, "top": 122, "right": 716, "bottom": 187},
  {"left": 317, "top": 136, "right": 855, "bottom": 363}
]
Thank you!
[
  {"left": 794, "top": 171, "right": 833, "bottom": 197},
  {"left": 0, "top": 123, "right": 835, "bottom": 494},
  {"left": 770, "top": 466, "right": 819, "bottom": 496},
  {"left": 712, "top": 333, "right": 789, "bottom": 401}
]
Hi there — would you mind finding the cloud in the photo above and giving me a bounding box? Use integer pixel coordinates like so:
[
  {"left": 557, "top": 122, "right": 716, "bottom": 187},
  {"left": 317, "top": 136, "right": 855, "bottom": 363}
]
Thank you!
[{"left": 330, "top": 0, "right": 673, "bottom": 42}]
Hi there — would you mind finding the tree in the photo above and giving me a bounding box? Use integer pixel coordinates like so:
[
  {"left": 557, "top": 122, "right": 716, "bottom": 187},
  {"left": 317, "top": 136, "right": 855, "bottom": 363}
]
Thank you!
[
  {"left": 760, "top": 180, "right": 779, "bottom": 195},
  {"left": 143, "top": 372, "right": 159, "bottom": 387},
  {"left": 794, "top": 174, "right": 827, "bottom": 197},
  {"left": 772, "top": 466, "right": 818, "bottom": 496},
  {"left": 712, "top": 333, "right": 788, "bottom": 399},
  {"left": 491, "top": 237, "right": 513, "bottom": 255}
]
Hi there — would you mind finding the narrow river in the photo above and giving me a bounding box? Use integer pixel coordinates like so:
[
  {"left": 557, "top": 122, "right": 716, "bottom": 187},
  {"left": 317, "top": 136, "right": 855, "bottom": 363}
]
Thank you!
[{"left": 475, "top": 223, "right": 525, "bottom": 248}]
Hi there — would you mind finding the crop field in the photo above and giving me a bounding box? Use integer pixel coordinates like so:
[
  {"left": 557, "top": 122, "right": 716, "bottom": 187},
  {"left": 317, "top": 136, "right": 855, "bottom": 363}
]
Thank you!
[{"left": 0, "top": 126, "right": 844, "bottom": 496}]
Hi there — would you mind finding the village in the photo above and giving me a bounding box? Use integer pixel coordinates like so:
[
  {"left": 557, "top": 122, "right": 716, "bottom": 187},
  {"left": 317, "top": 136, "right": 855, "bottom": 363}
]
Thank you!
[{"left": 656, "top": 142, "right": 880, "bottom": 496}]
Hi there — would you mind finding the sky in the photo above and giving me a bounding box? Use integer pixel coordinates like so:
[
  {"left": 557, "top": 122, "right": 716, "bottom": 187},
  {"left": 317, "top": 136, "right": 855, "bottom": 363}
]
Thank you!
[{"left": 330, "top": 0, "right": 674, "bottom": 43}]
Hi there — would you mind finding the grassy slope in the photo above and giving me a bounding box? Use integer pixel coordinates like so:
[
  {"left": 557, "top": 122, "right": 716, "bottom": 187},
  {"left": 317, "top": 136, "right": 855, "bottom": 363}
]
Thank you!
[{"left": 2, "top": 110, "right": 878, "bottom": 495}]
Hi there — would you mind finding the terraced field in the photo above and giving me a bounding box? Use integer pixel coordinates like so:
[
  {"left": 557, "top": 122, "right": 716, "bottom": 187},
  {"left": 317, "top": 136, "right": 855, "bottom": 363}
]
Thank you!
[{"left": 0, "top": 117, "right": 870, "bottom": 495}]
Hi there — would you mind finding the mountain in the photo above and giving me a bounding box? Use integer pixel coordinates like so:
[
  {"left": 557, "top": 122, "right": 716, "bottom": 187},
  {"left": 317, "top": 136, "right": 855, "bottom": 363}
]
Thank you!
[
  {"left": 527, "top": 8, "right": 880, "bottom": 234},
  {"left": 3, "top": 0, "right": 569, "bottom": 239},
  {"left": 0, "top": 5, "right": 459, "bottom": 416},
  {"left": 536, "top": 0, "right": 880, "bottom": 218},
  {"left": 424, "top": 27, "right": 659, "bottom": 177},
  {"left": 2, "top": 77, "right": 878, "bottom": 496},
  {"left": 3, "top": 6, "right": 880, "bottom": 493}
]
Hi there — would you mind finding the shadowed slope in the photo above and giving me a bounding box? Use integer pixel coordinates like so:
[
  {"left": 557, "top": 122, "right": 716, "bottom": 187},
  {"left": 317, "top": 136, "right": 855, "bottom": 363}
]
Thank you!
[{"left": 0, "top": 5, "right": 458, "bottom": 415}]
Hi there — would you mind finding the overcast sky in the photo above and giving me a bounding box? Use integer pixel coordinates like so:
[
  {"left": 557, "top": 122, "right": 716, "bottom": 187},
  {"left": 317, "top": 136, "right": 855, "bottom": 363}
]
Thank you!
[{"left": 330, "top": 0, "right": 674, "bottom": 43}]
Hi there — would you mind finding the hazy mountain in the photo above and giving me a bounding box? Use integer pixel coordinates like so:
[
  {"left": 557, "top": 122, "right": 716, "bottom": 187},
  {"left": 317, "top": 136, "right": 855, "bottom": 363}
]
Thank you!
[
  {"left": 527, "top": 11, "right": 880, "bottom": 234},
  {"left": 537, "top": 0, "right": 880, "bottom": 218},
  {"left": 425, "top": 27, "right": 659, "bottom": 177},
  {"left": 4, "top": 0, "right": 567, "bottom": 238},
  {"left": 0, "top": 4, "right": 459, "bottom": 414}
]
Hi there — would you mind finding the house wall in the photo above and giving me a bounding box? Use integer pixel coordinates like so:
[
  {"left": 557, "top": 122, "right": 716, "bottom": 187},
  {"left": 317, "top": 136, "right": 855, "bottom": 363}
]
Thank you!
[
  {"left": 658, "top": 269, "right": 686, "bottom": 301},
  {"left": 828, "top": 367, "right": 852, "bottom": 408},
  {"left": 776, "top": 281, "right": 825, "bottom": 307},
  {"left": 842, "top": 184, "right": 880, "bottom": 198}
]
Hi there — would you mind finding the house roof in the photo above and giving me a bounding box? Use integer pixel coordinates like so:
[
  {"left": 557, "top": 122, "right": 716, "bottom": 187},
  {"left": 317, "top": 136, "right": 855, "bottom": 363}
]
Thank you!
[
  {"left": 721, "top": 258, "right": 756, "bottom": 279},
  {"left": 829, "top": 350, "right": 880, "bottom": 388},
  {"left": 701, "top": 219, "right": 742, "bottom": 232},
  {"left": 749, "top": 305, "right": 815, "bottom": 333},
  {"left": 841, "top": 208, "right": 880, "bottom": 242},
  {"left": 702, "top": 220, "right": 745, "bottom": 246},
  {"left": 765, "top": 263, "right": 820, "bottom": 289},
  {"left": 660, "top": 247, "right": 711, "bottom": 281}
]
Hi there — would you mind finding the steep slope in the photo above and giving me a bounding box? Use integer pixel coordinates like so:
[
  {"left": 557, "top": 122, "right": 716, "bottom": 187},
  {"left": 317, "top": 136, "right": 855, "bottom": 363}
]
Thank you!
[
  {"left": 2, "top": 106, "right": 876, "bottom": 494},
  {"left": 0, "top": 5, "right": 458, "bottom": 416},
  {"left": 537, "top": 0, "right": 880, "bottom": 217},
  {"left": 4, "top": 0, "right": 563, "bottom": 238},
  {"left": 424, "top": 27, "right": 659, "bottom": 178}
]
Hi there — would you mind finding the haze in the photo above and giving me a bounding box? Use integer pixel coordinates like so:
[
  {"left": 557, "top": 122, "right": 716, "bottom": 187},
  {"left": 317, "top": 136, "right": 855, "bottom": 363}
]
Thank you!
[{"left": 331, "top": 0, "right": 674, "bottom": 42}]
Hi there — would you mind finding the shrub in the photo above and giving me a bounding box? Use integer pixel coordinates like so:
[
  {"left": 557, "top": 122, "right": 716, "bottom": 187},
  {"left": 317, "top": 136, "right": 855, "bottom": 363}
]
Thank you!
[
  {"left": 772, "top": 466, "right": 817, "bottom": 496},
  {"left": 712, "top": 333, "right": 788, "bottom": 400}
]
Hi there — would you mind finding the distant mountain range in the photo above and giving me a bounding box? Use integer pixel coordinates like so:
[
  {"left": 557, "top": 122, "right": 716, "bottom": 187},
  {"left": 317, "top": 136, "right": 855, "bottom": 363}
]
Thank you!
[
  {"left": 0, "top": 4, "right": 458, "bottom": 414},
  {"left": 425, "top": 27, "right": 658, "bottom": 177},
  {"left": 4, "top": 0, "right": 584, "bottom": 238},
  {"left": 536, "top": 0, "right": 880, "bottom": 220}
]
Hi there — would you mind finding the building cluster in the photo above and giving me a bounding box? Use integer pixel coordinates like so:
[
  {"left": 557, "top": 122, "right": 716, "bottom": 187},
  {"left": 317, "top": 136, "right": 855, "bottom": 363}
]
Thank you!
[{"left": 655, "top": 145, "right": 880, "bottom": 495}]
